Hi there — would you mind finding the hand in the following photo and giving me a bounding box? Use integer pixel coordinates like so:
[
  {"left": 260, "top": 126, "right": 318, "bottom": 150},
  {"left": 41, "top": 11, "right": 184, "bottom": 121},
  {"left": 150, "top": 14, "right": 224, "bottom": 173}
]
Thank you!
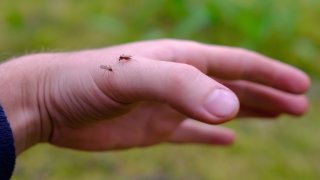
[{"left": 0, "top": 39, "right": 309, "bottom": 154}]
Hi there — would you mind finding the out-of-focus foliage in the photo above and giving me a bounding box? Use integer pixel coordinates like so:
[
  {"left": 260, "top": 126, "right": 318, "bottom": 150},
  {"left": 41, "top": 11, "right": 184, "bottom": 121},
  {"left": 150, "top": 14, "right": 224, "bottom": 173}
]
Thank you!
[
  {"left": 1, "top": 0, "right": 320, "bottom": 77},
  {"left": 1, "top": 0, "right": 320, "bottom": 179}
]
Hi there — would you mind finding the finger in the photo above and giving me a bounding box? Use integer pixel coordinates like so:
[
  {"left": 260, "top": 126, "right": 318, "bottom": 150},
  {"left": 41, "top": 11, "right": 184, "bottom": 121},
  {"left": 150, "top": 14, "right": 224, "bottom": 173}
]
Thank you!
[
  {"left": 237, "top": 105, "right": 281, "bottom": 118},
  {"left": 95, "top": 57, "right": 239, "bottom": 124},
  {"left": 169, "top": 119, "right": 235, "bottom": 145},
  {"left": 140, "top": 40, "right": 310, "bottom": 94},
  {"left": 220, "top": 80, "right": 308, "bottom": 116}
]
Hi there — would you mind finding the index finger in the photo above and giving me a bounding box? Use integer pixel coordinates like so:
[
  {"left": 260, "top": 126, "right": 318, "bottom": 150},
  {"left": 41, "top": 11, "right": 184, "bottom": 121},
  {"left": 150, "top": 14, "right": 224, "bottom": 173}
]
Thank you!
[{"left": 146, "top": 40, "right": 310, "bottom": 94}]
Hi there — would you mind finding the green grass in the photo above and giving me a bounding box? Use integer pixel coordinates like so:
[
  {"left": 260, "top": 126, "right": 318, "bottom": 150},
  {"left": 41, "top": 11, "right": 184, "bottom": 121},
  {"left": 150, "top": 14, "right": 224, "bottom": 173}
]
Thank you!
[{"left": 1, "top": 0, "right": 320, "bottom": 179}]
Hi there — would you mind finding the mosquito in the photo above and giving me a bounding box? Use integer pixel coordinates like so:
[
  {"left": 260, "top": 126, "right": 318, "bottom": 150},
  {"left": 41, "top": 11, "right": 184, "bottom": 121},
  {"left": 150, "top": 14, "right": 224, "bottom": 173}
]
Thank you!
[
  {"left": 100, "top": 65, "right": 113, "bottom": 75},
  {"left": 118, "top": 54, "right": 132, "bottom": 62}
]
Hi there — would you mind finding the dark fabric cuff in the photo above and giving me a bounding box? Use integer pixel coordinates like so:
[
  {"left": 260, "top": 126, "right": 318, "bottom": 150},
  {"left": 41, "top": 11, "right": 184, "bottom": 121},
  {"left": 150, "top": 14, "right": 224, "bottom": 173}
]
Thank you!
[{"left": 0, "top": 105, "right": 16, "bottom": 180}]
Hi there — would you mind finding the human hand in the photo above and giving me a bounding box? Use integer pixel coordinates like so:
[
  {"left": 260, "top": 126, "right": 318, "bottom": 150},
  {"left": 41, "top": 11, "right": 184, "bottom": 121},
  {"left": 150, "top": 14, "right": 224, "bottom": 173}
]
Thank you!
[{"left": 0, "top": 39, "right": 309, "bottom": 154}]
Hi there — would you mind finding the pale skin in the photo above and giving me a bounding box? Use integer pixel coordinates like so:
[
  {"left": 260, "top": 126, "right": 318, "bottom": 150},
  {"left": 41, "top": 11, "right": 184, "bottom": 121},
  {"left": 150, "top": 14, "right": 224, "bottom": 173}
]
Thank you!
[{"left": 0, "top": 39, "right": 310, "bottom": 155}]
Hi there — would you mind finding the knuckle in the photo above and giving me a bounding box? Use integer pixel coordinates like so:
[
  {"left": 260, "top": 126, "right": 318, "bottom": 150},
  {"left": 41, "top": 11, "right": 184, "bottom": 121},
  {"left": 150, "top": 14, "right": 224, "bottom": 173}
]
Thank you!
[
  {"left": 152, "top": 39, "right": 203, "bottom": 63},
  {"left": 229, "top": 47, "right": 255, "bottom": 78},
  {"left": 233, "top": 47, "right": 261, "bottom": 61},
  {"left": 156, "top": 38, "right": 179, "bottom": 47},
  {"left": 232, "top": 47, "right": 251, "bottom": 55},
  {"left": 150, "top": 39, "right": 178, "bottom": 61},
  {"left": 233, "top": 47, "right": 250, "bottom": 54}
]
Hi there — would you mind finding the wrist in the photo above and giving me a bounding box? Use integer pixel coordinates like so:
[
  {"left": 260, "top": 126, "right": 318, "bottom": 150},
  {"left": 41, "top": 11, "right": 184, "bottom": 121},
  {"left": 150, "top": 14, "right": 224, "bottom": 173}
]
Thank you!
[{"left": 0, "top": 55, "right": 49, "bottom": 154}]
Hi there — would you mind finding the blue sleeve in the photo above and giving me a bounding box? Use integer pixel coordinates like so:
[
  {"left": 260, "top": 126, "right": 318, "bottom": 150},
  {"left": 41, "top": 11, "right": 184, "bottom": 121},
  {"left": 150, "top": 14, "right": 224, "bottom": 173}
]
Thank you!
[{"left": 0, "top": 105, "right": 16, "bottom": 180}]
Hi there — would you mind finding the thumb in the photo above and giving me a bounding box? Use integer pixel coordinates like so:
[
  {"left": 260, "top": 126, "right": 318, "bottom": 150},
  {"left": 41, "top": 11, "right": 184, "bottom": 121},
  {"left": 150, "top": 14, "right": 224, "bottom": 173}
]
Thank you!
[{"left": 97, "top": 56, "right": 239, "bottom": 124}]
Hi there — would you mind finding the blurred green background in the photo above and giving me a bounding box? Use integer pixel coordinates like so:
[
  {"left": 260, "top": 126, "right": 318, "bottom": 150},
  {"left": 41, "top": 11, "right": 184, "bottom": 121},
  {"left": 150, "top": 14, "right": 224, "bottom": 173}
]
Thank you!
[{"left": 1, "top": 0, "right": 320, "bottom": 179}]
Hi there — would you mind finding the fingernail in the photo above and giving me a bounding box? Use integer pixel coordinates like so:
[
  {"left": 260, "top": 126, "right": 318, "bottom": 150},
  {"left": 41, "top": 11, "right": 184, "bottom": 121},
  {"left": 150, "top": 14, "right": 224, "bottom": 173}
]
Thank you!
[{"left": 204, "top": 89, "right": 239, "bottom": 119}]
